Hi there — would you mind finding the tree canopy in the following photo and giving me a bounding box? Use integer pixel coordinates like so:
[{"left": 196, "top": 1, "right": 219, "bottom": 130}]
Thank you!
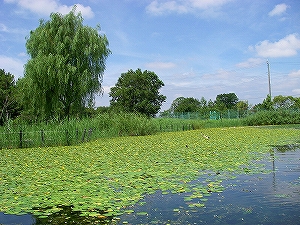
[
  {"left": 273, "top": 95, "right": 299, "bottom": 109},
  {"left": 109, "top": 69, "right": 166, "bottom": 117},
  {"left": 254, "top": 95, "right": 300, "bottom": 111},
  {"left": 170, "top": 97, "right": 201, "bottom": 113},
  {"left": 215, "top": 93, "right": 239, "bottom": 110},
  {"left": 20, "top": 9, "right": 110, "bottom": 121},
  {"left": 0, "top": 69, "right": 20, "bottom": 125}
]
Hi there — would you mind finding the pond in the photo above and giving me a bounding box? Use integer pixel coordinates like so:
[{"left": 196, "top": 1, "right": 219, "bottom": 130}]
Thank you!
[{"left": 1, "top": 145, "right": 299, "bottom": 225}]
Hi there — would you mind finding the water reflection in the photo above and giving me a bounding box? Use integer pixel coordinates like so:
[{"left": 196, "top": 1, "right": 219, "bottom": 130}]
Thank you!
[
  {"left": 269, "top": 144, "right": 298, "bottom": 192},
  {"left": 0, "top": 213, "right": 35, "bottom": 225},
  {"left": 271, "top": 143, "right": 300, "bottom": 152},
  {"left": 0, "top": 205, "right": 113, "bottom": 225},
  {"left": 118, "top": 146, "right": 300, "bottom": 225}
]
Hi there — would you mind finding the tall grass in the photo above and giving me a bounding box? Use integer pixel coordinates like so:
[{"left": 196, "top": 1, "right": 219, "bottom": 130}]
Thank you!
[
  {"left": 0, "top": 113, "right": 155, "bottom": 149},
  {"left": 242, "top": 110, "right": 300, "bottom": 126},
  {"left": 0, "top": 113, "right": 244, "bottom": 149},
  {"left": 153, "top": 118, "right": 242, "bottom": 130}
]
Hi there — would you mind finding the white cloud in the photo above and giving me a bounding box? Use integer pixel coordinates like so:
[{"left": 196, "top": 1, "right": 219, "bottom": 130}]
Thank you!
[
  {"left": 0, "top": 23, "right": 9, "bottom": 32},
  {"left": 268, "top": 3, "right": 289, "bottom": 17},
  {"left": 4, "top": 0, "right": 94, "bottom": 18},
  {"left": 18, "top": 52, "right": 27, "bottom": 57},
  {"left": 170, "top": 81, "right": 192, "bottom": 87},
  {"left": 0, "top": 55, "right": 25, "bottom": 79},
  {"left": 145, "top": 61, "right": 176, "bottom": 70},
  {"left": 202, "top": 69, "right": 232, "bottom": 80},
  {"left": 251, "top": 34, "right": 300, "bottom": 58},
  {"left": 0, "top": 23, "right": 27, "bottom": 35},
  {"left": 289, "top": 70, "right": 300, "bottom": 78},
  {"left": 102, "top": 85, "right": 112, "bottom": 94},
  {"left": 146, "top": 0, "right": 232, "bottom": 15},
  {"left": 146, "top": 1, "right": 187, "bottom": 15},
  {"left": 236, "top": 58, "right": 265, "bottom": 68},
  {"left": 292, "top": 89, "right": 300, "bottom": 95}
]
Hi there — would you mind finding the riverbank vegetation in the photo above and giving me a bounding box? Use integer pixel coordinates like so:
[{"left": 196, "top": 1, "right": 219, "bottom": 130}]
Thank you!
[{"left": 1, "top": 109, "right": 300, "bottom": 149}]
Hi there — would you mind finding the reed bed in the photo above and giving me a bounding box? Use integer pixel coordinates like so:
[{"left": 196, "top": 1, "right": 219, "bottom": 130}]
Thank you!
[{"left": 0, "top": 113, "right": 243, "bottom": 149}]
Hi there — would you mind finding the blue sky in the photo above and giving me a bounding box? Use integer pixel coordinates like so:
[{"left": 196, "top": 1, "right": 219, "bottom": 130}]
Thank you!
[{"left": 1, "top": 0, "right": 300, "bottom": 111}]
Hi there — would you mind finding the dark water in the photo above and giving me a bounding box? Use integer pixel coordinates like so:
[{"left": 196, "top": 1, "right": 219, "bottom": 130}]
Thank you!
[
  {"left": 118, "top": 146, "right": 300, "bottom": 225},
  {"left": 1, "top": 146, "right": 300, "bottom": 225}
]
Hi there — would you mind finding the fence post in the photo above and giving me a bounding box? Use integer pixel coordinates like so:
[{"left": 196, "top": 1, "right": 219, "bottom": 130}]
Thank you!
[
  {"left": 82, "top": 129, "right": 86, "bottom": 142},
  {"left": 41, "top": 130, "right": 45, "bottom": 145},
  {"left": 88, "top": 128, "right": 93, "bottom": 141},
  {"left": 66, "top": 130, "right": 70, "bottom": 146},
  {"left": 19, "top": 130, "right": 23, "bottom": 148}
]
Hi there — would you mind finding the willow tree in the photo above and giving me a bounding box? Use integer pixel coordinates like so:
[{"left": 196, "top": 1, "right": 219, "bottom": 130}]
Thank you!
[{"left": 22, "top": 9, "right": 110, "bottom": 120}]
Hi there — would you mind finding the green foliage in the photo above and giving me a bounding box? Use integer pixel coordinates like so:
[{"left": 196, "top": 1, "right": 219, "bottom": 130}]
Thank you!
[
  {"left": 169, "top": 97, "right": 185, "bottom": 112},
  {"left": 171, "top": 97, "right": 201, "bottom": 113},
  {"left": 166, "top": 93, "right": 240, "bottom": 116},
  {"left": 0, "top": 113, "right": 158, "bottom": 149},
  {"left": 109, "top": 69, "right": 166, "bottom": 117},
  {"left": 0, "top": 69, "right": 20, "bottom": 125},
  {"left": 242, "top": 109, "right": 300, "bottom": 126},
  {"left": 21, "top": 9, "right": 110, "bottom": 121},
  {"left": 111, "top": 113, "right": 157, "bottom": 136},
  {"left": 254, "top": 95, "right": 273, "bottom": 110},
  {"left": 0, "top": 112, "right": 246, "bottom": 149},
  {"left": 273, "top": 95, "right": 298, "bottom": 109},
  {"left": 215, "top": 93, "right": 238, "bottom": 110},
  {"left": 1, "top": 126, "right": 299, "bottom": 218}
]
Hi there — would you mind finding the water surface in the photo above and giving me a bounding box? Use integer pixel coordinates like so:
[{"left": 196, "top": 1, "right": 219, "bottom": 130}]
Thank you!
[
  {"left": 1, "top": 146, "right": 299, "bottom": 225},
  {"left": 118, "top": 146, "right": 300, "bottom": 224}
]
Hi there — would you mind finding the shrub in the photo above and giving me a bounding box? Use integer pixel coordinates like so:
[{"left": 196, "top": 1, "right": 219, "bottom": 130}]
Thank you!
[{"left": 242, "top": 110, "right": 300, "bottom": 126}]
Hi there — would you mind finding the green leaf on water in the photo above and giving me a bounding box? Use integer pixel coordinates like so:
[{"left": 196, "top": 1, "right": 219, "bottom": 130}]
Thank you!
[
  {"left": 188, "top": 203, "right": 205, "bottom": 208},
  {"left": 124, "top": 210, "right": 134, "bottom": 214},
  {"left": 1, "top": 126, "right": 299, "bottom": 218}
]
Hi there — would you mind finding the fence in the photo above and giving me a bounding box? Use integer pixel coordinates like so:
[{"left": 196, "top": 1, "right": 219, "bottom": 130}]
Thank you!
[
  {"left": 0, "top": 128, "right": 95, "bottom": 149},
  {"left": 3, "top": 108, "right": 299, "bottom": 149},
  {"left": 159, "top": 109, "right": 249, "bottom": 120},
  {"left": 0, "top": 123, "right": 197, "bottom": 149}
]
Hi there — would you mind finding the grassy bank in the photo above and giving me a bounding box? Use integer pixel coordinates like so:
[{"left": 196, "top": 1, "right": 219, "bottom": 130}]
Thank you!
[
  {"left": 242, "top": 109, "right": 300, "bottom": 126},
  {"left": 3, "top": 109, "right": 299, "bottom": 149},
  {"left": 0, "top": 113, "right": 243, "bottom": 149},
  {"left": 1, "top": 126, "right": 299, "bottom": 220}
]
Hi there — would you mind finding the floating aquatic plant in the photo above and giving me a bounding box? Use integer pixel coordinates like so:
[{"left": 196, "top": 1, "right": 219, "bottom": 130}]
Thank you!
[{"left": 0, "top": 126, "right": 299, "bottom": 219}]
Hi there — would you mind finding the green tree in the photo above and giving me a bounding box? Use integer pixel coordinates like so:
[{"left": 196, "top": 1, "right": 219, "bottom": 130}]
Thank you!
[
  {"left": 236, "top": 100, "right": 249, "bottom": 117},
  {"left": 207, "top": 99, "right": 215, "bottom": 110},
  {"left": 22, "top": 9, "right": 110, "bottom": 121},
  {"left": 215, "top": 93, "right": 238, "bottom": 110},
  {"left": 273, "top": 95, "right": 297, "bottom": 109},
  {"left": 199, "top": 97, "right": 208, "bottom": 109},
  {"left": 0, "top": 69, "right": 20, "bottom": 125},
  {"left": 171, "top": 97, "right": 201, "bottom": 113},
  {"left": 169, "top": 97, "right": 185, "bottom": 113},
  {"left": 259, "top": 95, "right": 273, "bottom": 110},
  {"left": 236, "top": 100, "right": 248, "bottom": 110},
  {"left": 109, "top": 69, "right": 166, "bottom": 117}
]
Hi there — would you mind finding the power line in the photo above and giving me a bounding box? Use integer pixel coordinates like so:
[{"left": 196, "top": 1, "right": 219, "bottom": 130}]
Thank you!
[{"left": 267, "top": 59, "right": 271, "bottom": 99}]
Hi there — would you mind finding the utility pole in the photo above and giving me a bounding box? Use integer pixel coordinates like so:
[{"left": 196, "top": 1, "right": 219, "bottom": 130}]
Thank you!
[{"left": 267, "top": 59, "right": 272, "bottom": 99}]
